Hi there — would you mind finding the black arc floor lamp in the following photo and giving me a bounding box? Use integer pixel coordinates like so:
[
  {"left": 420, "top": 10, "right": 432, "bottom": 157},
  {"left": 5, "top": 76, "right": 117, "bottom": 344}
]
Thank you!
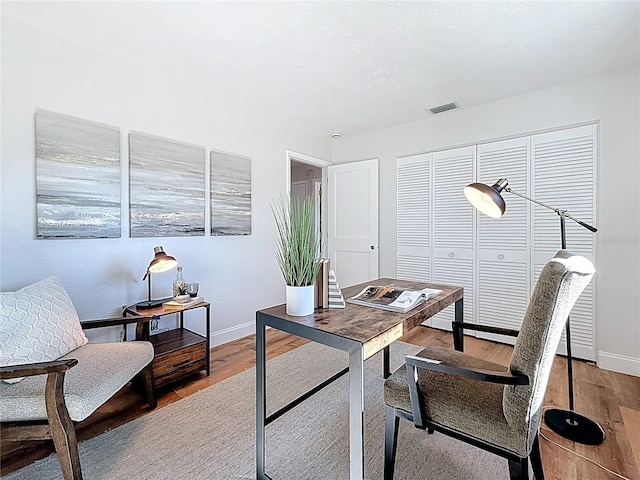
[
  {"left": 136, "top": 246, "right": 178, "bottom": 310},
  {"left": 464, "top": 178, "right": 605, "bottom": 445}
]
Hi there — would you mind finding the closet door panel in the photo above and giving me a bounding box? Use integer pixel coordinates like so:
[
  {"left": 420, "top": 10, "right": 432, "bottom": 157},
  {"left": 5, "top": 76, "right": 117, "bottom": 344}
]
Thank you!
[
  {"left": 433, "top": 146, "right": 475, "bottom": 254},
  {"left": 397, "top": 255, "right": 430, "bottom": 282},
  {"left": 532, "top": 125, "right": 597, "bottom": 257},
  {"left": 431, "top": 146, "right": 475, "bottom": 330},
  {"left": 397, "top": 154, "right": 431, "bottom": 283},
  {"left": 431, "top": 257, "right": 474, "bottom": 330},
  {"left": 476, "top": 137, "right": 529, "bottom": 257},
  {"left": 476, "top": 137, "right": 530, "bottom": 339},
  {"left": 477, "top": 259, "right": 528, "bottom": 345},
  {"left": 532, "top": 124, "right": 597, "bottom": 361}
]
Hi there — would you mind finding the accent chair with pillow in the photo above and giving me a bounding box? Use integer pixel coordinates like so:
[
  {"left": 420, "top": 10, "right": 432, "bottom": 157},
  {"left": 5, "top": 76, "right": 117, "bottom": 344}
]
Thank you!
[
  {"left": 0, "top": 277, "right": 157, "bottom": 480},
  {"left": 383, "top": 250, "right": 595, "bottom": 480}
]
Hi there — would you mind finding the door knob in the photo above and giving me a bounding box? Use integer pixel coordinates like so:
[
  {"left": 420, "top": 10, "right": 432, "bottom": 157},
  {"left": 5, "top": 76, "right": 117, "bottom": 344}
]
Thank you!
[{"left": 370, "top": 245, "right": 375, "bottom": 250}]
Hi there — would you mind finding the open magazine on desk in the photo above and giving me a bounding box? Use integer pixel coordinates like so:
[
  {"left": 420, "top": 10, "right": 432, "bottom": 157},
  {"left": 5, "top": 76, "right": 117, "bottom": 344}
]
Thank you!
[{"left": 346, "top": 285, "right": 442, "bottom": 313}]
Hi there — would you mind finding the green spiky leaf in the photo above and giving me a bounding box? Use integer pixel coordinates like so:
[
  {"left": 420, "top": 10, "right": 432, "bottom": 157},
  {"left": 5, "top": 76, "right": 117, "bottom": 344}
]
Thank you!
[{"left": 271, "top": 194, "right": 321, "bottom": 286}]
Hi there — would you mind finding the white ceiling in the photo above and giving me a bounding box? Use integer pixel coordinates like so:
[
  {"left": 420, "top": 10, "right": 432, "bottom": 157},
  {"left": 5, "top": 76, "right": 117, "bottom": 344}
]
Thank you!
[{"left": 4, "top": 1, "right": 639, "bottom": 137}]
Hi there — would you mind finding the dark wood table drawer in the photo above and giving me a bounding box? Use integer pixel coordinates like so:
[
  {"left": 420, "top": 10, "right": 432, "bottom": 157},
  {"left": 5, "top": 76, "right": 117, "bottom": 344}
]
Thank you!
[{"left": 153, "top": 341, "right": 207, "bottom": 386}]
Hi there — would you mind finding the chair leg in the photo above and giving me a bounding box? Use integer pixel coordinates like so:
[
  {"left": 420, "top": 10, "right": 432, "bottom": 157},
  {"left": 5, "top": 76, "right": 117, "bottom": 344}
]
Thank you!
[
  {"left": 508, "top": 457, "right": 529, "bottom": 480},
  {"left": 530, "top": 435, "right": 545, "bottom": 480},
  {"left": 45, "top": 371, "right": 83, "bottom": 480},
  {"left": 384, "top": 407, "right": 400, "bottom": 480},
  {"left": 141, "top": 363, "right": 157, "bottom": 409}
]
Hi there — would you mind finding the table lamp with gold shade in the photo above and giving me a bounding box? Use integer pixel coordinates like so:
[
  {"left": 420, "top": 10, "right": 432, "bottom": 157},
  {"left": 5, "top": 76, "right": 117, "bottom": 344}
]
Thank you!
[{"left": 136, "top": 246, "right": 178, "bottom": 310}]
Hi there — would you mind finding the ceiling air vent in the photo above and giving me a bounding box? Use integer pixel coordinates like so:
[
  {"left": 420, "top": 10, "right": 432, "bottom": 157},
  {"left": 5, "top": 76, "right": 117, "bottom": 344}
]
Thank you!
[{"left": 427, "top": 102, "right": 459, "bottom": 115}]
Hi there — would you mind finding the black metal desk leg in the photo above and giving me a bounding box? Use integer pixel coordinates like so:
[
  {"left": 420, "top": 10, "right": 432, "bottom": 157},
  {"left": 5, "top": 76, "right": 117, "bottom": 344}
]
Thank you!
[
  {"left": 256, "top": 314, "right": 269, "bottom": 480},
  {"left": 349, "top": 346, "right": 365, "bottom": 479},
  {"left": 453, "top": 298, "right": 464, "bottom": 351},
  {"left": 205, "top": 305, "right": 211, "bottom": 376},
  {"left": 383, "top": 345, "right": 390, "bottom": 379}
]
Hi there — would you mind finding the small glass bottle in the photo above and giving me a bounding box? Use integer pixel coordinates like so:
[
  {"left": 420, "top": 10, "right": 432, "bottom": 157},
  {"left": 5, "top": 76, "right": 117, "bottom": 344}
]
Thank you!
[{"left": 172, "top": 266, "right": 185, "bottom": 297}]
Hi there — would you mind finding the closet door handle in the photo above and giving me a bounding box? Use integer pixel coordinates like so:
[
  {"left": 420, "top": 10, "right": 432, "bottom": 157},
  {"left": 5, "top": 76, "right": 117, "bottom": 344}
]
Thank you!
[
  {"left": 497, "top": 254, "right": 504, "bottom": 260},
  {"left": 449, "top": 252, "right": 455, "bottom": 258}
]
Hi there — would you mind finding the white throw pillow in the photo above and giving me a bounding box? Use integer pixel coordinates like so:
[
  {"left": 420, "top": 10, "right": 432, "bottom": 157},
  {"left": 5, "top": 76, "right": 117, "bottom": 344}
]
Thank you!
[{"left": 1, "top": 277, "right": 88, "bottom": 382}]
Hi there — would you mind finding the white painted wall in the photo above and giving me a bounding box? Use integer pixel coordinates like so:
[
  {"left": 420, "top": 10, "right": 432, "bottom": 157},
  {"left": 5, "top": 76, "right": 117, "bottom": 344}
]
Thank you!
[
  {"left": 0, "top": 17, "right": 331, "bottom": 345},
  {"left": 332, "top": 67, "right": 640, "bottom": 376}
]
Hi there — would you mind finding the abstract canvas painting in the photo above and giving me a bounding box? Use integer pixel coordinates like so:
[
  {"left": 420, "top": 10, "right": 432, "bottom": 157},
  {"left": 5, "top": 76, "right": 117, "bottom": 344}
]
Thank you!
[
  {"left": 129, "top": 133, "right": 205, "bottom": 237},
  {"left": 35, "top": 111, "right": 121, "bottom": 239},
  {"left": 210, "top": 150, "right": 251, "bottom": 236}
]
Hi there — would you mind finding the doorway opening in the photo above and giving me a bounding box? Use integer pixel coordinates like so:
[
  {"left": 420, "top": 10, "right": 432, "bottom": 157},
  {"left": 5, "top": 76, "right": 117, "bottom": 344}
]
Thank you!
[{"left": 286, "top": 150, "right": 331, "bottom": 258}]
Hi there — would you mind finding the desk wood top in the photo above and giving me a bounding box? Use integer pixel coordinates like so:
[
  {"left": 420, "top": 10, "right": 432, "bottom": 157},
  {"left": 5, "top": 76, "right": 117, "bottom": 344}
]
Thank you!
[{"left": 258, "top": 278, "right": 463, "bottom": 352}]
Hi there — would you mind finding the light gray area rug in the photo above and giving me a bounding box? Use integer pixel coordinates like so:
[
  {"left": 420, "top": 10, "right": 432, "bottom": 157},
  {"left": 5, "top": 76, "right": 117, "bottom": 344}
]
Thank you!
[{"left": 5, "top": 341, "right": 509, "bottom": 479}]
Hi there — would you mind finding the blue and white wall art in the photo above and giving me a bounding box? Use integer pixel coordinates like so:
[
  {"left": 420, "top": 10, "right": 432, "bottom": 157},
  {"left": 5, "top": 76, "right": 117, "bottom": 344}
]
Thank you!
[
  {"left": 35, "top": 111, "right": 121, "bottom": 239},
  {"left": 210, "top": 150, "right": 252, "bottom": 236},
  {"left": 129, "top": 133, "right": 205, "bottom": 237}
]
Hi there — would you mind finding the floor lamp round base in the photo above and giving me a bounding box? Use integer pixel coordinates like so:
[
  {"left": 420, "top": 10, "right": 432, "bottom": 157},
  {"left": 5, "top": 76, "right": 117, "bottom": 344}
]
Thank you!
[{"left": 544, "top": 408, "right": 605, "bottom": 445}]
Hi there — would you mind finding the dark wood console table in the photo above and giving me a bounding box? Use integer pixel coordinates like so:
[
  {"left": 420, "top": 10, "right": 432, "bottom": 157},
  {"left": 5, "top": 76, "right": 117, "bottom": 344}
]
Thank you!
[
  {"left": 123, "top": 299, "right": 211, "bottom": 389},
  {"left": 256, "top": 277, "right": 463, "bottom": 480}
]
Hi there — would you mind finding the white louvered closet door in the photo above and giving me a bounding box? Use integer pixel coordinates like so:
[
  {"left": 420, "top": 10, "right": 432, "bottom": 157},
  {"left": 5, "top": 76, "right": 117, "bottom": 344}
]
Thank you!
[
  {"left": 476, "top": 137, "right": 530, "bottom": 344},
  {"left": 532, "top": 124, "right": 597, "bottom": 361},
  {"left": 431, "top": 146, "right": 475, "bottom": 330},
  {"left": 397, "top": 154, "right": 431, "bottom": 283}
]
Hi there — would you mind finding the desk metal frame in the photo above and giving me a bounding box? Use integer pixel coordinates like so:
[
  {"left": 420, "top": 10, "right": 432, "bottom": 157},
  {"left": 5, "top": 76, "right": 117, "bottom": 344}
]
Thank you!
[{"left": 256, "top": 278, "right": 463, "bottom": 480}]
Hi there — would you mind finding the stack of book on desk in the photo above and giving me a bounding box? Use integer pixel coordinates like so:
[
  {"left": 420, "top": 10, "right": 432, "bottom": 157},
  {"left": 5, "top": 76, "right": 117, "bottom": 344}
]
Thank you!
[{"left": 164, "top": 296, "right": 204, "bottom": 310}]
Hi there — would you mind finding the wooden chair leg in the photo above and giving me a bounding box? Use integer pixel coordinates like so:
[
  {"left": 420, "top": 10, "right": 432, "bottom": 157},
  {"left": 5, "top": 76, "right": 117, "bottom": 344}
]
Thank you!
[
  {"left": 45, "top": 371, "right": 83, "bottom": 480},
  {"left": 141, "top": 363, "right": 157, "bottom": 409},
  {"left": 530, "top": 435, "right": 545, "bottom": 480},
  {"left": 384, "top": 407, "right": 400, "bottom": 480},
  {"left": 508, "top": 457, "right": 529, "bottom": 480}
]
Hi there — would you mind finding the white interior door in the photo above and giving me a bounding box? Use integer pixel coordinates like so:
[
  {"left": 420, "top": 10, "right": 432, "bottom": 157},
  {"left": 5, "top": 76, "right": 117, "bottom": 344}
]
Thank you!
[{"left": 327, "top": 159, "right": 379, "bottom": 288}]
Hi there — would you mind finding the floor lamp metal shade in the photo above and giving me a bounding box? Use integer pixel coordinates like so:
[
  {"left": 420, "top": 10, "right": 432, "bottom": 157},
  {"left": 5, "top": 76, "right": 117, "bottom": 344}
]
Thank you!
[
  {"left": 136, "top": 246, "right": 178, "bottom": 310},
  {"left": 463, "top": 178, "right": 508, "bottom": 218},
  {"left": 464, "top": 178, "right": 604, "bottom": 446}
]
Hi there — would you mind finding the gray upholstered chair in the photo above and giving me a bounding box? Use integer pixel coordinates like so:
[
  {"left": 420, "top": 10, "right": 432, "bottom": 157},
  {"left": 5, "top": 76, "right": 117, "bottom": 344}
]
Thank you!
[
  {"left": 383, "top": 250, "right": 595, "bottom": 480},
  {"left": 0, "top": 277, "right": 157, "bottom": 480}
]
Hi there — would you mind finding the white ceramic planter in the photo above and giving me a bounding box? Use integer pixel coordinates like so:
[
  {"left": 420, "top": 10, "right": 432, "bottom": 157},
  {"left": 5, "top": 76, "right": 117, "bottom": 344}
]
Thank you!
[{"left": 286, "top": 285, "right": 315, "bottom": 316}]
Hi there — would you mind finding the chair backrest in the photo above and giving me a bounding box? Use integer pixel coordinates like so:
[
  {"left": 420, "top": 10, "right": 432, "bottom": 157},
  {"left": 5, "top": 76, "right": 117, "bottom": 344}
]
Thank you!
[{"left": 502, "top": 250, "right": 595, "bottom": 452}]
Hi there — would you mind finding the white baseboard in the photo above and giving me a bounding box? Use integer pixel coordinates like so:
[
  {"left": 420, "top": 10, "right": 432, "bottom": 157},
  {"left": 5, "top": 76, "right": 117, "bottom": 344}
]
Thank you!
[
  {"left": 209, "top": 321, "right": 255, "bottom": 348},
  {"left": 598, "top": 351, "right": 640, "bottom": 377}
]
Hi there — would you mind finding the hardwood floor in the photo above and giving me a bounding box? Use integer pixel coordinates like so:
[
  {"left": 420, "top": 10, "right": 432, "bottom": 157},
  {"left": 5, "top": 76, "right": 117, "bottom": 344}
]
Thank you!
[{"left": 2, "top": 328, "right": 639, "bottom": 479}]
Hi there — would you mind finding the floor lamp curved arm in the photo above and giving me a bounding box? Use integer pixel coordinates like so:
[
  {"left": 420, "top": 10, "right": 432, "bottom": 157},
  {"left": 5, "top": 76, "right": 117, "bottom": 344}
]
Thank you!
[{"left": 464, "top": 178, "right": 604, "bottom": 445}]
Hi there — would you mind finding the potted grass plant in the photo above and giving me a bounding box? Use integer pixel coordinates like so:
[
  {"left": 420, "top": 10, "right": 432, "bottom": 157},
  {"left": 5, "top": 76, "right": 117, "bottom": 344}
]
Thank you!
[{"left": 272, "top": 194, "right": 321, "bottom": 316}]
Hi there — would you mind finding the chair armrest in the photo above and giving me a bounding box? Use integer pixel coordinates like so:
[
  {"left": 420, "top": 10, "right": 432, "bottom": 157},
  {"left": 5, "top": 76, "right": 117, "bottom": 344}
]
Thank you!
[
  {"left": 404, "top": 354, "right": 528, "bottom": 429},
  {"left": 81, "top": 316, "right": 152, "bottom": 330},
  {"left": 0, "top": 358, "right": 78, "bottom": 380},
  {"left": 405, "top": 355, "right": 528, "bottom": 386},
  {"left": 452, "top": 321, "right": 520, "bottom": 352}
]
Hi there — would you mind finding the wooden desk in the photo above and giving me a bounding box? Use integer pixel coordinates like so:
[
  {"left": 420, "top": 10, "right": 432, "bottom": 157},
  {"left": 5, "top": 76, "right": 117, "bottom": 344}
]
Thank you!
[{"left": 255, "top": 277, "right": 463, "bottom": 480}]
